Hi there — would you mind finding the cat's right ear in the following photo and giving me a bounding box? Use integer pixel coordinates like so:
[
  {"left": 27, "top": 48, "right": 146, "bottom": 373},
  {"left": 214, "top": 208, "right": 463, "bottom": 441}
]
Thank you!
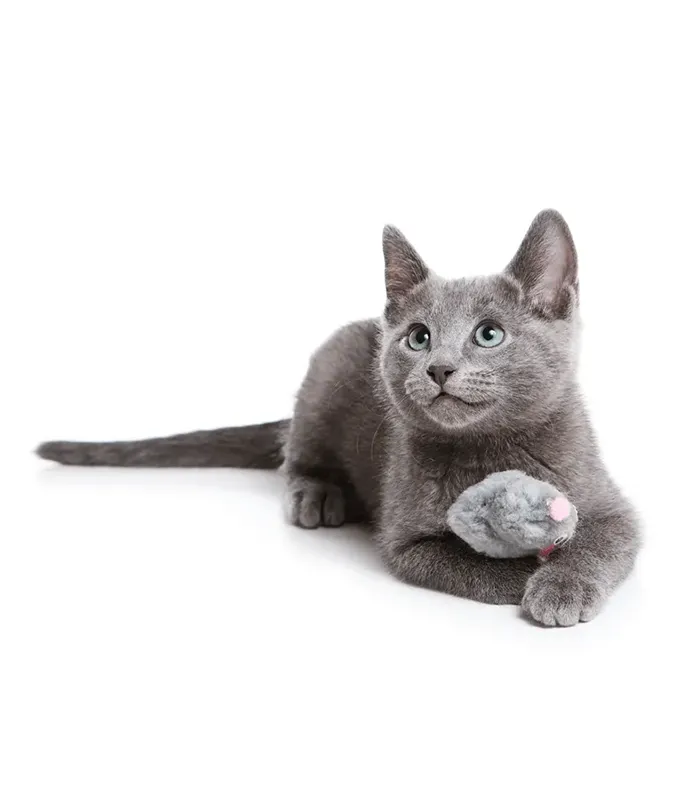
[{"left": 383, "top": 225, "right": 429, "bottom": 319}]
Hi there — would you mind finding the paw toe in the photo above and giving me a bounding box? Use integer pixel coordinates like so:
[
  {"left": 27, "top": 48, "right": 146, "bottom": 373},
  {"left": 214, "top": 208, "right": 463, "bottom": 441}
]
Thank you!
[
  {"left": 293, "top": 489, "right": 323, "bottom": 528},
  {"left": 554, "top": 599, "right": 582, "bottom": 627},
  {"left": 578, "top": 583, "right": 606, "bottom": 622},
  {"left": 323, "top": 487, "right": 345, "bottom": 527}
]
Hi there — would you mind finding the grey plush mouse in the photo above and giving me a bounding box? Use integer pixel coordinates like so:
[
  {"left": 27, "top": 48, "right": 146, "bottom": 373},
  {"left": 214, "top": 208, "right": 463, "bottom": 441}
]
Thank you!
[{"left": 447, "top": 470, "right": 578, "bottom": 560}]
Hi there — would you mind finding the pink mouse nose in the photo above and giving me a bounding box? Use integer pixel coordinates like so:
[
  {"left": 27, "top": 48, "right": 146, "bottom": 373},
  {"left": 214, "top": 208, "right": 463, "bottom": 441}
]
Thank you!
[{"left": 549, "top": 496, "right": 571, "bottom": 522}]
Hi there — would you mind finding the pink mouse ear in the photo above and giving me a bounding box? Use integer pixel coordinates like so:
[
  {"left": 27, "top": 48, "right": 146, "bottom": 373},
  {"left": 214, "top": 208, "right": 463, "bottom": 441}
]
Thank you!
[{"left": 549, "top": 496, "right": 571, "bottom": 522}]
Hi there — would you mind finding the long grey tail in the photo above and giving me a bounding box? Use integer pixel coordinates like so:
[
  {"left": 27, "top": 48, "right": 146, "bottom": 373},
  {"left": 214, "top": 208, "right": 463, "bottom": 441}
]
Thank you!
[{"left": 36, "top": 420, "right": 290, "bottom": 469}]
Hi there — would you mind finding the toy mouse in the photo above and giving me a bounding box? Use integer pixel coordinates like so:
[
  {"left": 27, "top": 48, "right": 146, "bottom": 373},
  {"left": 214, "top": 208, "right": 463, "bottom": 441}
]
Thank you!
[{"left": 447, "top": 470, "right": 578, "bottom": 560}]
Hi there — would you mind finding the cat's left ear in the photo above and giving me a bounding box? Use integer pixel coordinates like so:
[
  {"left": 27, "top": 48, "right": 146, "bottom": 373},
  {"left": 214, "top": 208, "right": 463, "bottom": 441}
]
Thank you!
[{"left": 504, "top": 209, "right": 578, "bottom": 317}]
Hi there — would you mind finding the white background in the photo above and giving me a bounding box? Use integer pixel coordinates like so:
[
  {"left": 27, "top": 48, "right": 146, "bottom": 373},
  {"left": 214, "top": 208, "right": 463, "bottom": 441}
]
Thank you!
[{"left": 2, "top": 2, "right": 681, "bottom": 798}]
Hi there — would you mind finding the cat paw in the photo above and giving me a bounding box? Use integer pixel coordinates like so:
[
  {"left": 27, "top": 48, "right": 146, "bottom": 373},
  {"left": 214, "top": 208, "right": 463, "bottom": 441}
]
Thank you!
[
  {"left": 522, "top": 565, "right": 606, "bottom": 626},
  {"left": 447, "top": 470, "right": 577, "bottom": 559},
  {"left": 285, "top": 477, "right": 346, "bottom": 529}
]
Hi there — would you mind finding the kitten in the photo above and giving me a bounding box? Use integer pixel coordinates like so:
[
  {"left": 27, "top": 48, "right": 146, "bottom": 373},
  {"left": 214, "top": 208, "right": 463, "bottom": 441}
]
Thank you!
[{"left": 37, "top": 210, "right": 641, "bottom": 626}]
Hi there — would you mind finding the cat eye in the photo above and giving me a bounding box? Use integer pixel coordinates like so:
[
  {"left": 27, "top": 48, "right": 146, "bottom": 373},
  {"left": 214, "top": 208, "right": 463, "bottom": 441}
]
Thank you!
[
  {"left": 407, "top": 325, "right": 431, "bottom": 351},
  {"left": 474, "top": 321, "right": 505, "bottom": 348}
]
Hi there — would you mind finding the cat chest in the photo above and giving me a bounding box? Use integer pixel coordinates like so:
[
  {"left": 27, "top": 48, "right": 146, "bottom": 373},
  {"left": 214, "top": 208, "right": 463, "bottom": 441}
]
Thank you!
[{"left": 411, "top": 466, "right": 489, "bottom": 527}]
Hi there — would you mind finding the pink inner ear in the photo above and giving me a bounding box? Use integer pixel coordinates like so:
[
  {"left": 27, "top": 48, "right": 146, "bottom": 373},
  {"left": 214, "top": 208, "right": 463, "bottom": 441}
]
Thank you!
[{"left": 549, "top": 496, "right": 571, "bottom": 522}]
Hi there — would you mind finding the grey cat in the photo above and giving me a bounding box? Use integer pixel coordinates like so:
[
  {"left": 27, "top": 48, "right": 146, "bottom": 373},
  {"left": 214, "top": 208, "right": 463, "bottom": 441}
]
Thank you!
[{"left": 37, "top": 210, "right": 641, "bottom": 626}]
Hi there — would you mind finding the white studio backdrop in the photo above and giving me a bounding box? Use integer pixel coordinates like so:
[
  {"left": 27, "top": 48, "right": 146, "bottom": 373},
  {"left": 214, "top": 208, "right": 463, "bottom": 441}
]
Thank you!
[{"left": 1, "top": 2, "right": 680, "bottom": 799}]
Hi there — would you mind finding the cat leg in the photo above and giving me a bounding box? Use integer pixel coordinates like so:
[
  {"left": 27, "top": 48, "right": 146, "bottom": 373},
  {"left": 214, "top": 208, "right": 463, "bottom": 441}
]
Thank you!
[
  {"left": 378, "top": 528, "right": 537, "bottom": 605},
  {"left": 447, "top": 470, "right": 578, "bottom": 559},
  {"left": 282, "top": 374, "right": 370, "bottom": 528}
]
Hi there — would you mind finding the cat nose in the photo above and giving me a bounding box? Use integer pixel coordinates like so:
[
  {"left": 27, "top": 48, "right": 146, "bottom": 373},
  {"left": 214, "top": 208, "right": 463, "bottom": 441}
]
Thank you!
[{"left": 427, "top": 364, "right": 455, "bottom": 388}]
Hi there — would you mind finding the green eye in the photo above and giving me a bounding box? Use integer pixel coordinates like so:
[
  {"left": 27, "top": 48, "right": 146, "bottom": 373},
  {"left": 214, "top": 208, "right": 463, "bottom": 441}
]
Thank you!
[
  {"left": 407, "top": 325, "right": 431, "bottom": 351},
  {"left": 474, "top": 322, "right": 505, "bottom": 348}
]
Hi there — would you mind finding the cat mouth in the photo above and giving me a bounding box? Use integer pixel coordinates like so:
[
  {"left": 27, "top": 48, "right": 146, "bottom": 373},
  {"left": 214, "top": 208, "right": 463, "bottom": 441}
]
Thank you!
[{"left": 432, "top": 392, "right": 489, "bottom": 408}]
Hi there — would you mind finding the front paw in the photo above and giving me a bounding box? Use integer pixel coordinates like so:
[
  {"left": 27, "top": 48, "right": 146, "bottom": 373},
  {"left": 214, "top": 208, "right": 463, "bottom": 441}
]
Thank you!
[
  {"left": 522, "top": 565, "right": 606, "bottom": 627},
  {"left": 285, "top": 476, "right": 346, "bottom": 529}
]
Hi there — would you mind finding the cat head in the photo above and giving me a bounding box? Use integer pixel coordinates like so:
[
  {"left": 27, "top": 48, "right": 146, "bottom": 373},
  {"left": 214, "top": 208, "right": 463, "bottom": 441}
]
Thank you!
[{"left": 379, "top": 210, "right": 580, "bottom": 435}]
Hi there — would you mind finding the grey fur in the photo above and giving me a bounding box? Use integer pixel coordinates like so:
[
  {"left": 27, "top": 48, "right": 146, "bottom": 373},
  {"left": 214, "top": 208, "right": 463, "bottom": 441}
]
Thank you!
[
  {"left": 37, "top": 209, "right": 641, "bottom": 626},
  {"left": 447, "top": 470, "right": 578, "bottom": 559}
]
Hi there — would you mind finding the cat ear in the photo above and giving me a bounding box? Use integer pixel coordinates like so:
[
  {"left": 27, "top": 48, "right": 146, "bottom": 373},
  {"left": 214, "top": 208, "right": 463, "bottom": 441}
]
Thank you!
[
  {"left": 505, "top": 210, "right": 578, "bottom": 316},
  {"left": 383, "top": 225, "right": 429, "bottom": 314}
]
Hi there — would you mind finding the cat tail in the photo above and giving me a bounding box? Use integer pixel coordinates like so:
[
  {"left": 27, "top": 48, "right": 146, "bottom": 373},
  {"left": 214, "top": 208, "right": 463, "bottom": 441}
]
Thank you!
[{"left": 36, "top": 420, "right": 290, "bottom": 469}]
